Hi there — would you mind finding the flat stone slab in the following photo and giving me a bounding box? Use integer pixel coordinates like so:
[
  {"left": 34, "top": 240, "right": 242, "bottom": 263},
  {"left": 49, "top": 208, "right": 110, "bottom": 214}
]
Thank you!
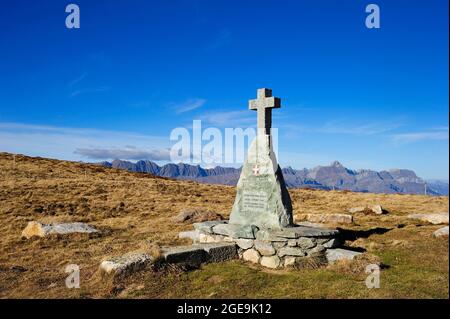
[
  {"left": 407, "top": 213, "right": 449, "bottom": 225},
  {"left": 161, "top": 245, "right": 207, "bottom": 266},
  {"left": 212, "top": 223, "right": 258, "bottom": 239},
  {"left": 193, "top": 221, "right": 227, "bottom": 234},
  {"left": 297, "top": 221, "right": 328, "bottom": 228},
  {"left": 21, "top": 221, "right": 99, "bottom": 239},
  {"left": 433, "top": 226, "right": 449, "bottom": 238},
  {"left": 161, "top": 242, "right": 238, "bottom": 266},
  {"left": 99, "top": 252, "right": 152, "bottom": 279},
  {"left": 256, "top": 229, "right": 290, "bottom": 242},
  {"left": 262, "top": 225, "right": 339, "bottom": 239},
  {"left": 326, "top": 248, "right": 362, "bottom": 263},
  {"left": 195, "top": 242, "right": 238, "bottom": 263}
]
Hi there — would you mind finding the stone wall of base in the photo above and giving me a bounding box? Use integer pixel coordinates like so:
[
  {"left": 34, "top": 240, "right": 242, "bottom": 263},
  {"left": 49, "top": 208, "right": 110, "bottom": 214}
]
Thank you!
[
  {"left": 180, "top": 221, "right": 343, "bottom": 269},
  {"left": 99, "top": 242, "right": 239, "bottom": 279}
]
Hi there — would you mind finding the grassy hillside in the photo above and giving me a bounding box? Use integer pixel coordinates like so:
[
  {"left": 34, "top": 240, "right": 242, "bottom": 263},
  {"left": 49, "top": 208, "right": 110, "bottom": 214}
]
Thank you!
[{"left": 0, "top": 152, "right": 448, "bottom": 298}]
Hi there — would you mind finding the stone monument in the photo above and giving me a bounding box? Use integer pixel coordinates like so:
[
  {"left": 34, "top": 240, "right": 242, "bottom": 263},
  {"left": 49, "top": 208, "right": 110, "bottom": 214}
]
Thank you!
[
  {"left": 180, "top": 88, "right": 342, "bottom": 269},
  {"left": 97, "top": 89, "right": 356, "bottom": 277},
  {"left": 229, "top": 88, "right": 293, "bottom": 229}
]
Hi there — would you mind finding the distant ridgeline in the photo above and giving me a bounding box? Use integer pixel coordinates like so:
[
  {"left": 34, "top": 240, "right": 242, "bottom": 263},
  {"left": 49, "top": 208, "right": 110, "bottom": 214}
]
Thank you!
[{"left": 98, "top": 160, "right": 448, "bottom": 196}]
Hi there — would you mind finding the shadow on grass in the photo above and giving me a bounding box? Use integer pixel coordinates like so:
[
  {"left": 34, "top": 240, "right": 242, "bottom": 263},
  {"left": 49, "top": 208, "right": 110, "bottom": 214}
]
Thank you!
[
  {"left": 337, "top": 227, "right": 393, "bottom": 241},
  {"left": 339, "top": 246, "right": 366, "bottom": 253}
]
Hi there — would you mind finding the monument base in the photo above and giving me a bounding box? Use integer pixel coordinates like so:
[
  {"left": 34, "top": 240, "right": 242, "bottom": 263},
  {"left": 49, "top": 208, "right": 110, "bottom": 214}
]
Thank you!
[{"left": 181, "top": 221, "right": 342, "bottom": 269}]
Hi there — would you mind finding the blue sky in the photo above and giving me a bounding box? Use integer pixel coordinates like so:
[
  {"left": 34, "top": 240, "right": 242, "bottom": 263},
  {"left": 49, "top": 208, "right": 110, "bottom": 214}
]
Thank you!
[{"left": 0, "top": 0, "right": 448, "bottom": 179}]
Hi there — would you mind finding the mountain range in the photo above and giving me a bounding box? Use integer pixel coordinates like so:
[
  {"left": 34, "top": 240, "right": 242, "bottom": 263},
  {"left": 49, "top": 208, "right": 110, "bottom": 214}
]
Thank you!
[{"left": 98, "top": 160, "right": 449, "bottom": 196}]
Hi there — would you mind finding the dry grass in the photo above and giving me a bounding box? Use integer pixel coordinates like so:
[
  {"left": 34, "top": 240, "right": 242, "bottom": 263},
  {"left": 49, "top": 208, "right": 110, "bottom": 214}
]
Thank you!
[{"left": 0, "top": 152, "right": 448, "bottom": 298}]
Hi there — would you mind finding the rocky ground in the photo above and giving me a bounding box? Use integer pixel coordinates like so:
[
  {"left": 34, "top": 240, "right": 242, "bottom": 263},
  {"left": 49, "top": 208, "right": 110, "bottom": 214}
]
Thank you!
[{"left": 0, "top": 152, "right": 448, "bottom": 298}]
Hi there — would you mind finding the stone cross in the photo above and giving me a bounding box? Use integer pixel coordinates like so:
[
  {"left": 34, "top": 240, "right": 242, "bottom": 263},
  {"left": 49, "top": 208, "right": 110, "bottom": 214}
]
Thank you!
[
  {"left": 252, "top": 164, "right": 260, "bottom": 176},
  {"left": 249, "top": 88, "right": 281, "bottom": 135}
]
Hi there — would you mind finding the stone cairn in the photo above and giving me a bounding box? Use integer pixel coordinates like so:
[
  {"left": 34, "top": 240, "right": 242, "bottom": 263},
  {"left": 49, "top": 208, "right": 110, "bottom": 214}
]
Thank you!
[{"left": 180, "top": 88, "right": 343, "bottom": 269}]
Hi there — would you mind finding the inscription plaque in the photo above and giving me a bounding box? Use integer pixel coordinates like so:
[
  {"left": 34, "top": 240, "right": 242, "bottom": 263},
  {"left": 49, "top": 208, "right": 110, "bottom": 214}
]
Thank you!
[{"left": 242, "top": 190, "right": 267, "bottom": 212}]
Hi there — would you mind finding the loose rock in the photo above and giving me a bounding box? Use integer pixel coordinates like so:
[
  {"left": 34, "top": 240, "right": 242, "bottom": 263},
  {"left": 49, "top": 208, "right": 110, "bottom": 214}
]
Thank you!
[
  {"left": 370, "top": 205, "right": 384, "bottom": 215},
  {"left": 433, "top": 226, "right": 449, "bottom": 238},
  {"left": 21, "top": 221, "right": 99, "bottom": 239},
  {"left": 326, "top": 248, "right": 362, "bottom": 263},
  {"left": 407, "top": 213, "right": 449, "bottom": 225},
  {"left": 99, "top": 252, "right": 152, "bottom": 279},
  {"left": 348, "top": 205, "right": 386, "bottom": 215}
]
